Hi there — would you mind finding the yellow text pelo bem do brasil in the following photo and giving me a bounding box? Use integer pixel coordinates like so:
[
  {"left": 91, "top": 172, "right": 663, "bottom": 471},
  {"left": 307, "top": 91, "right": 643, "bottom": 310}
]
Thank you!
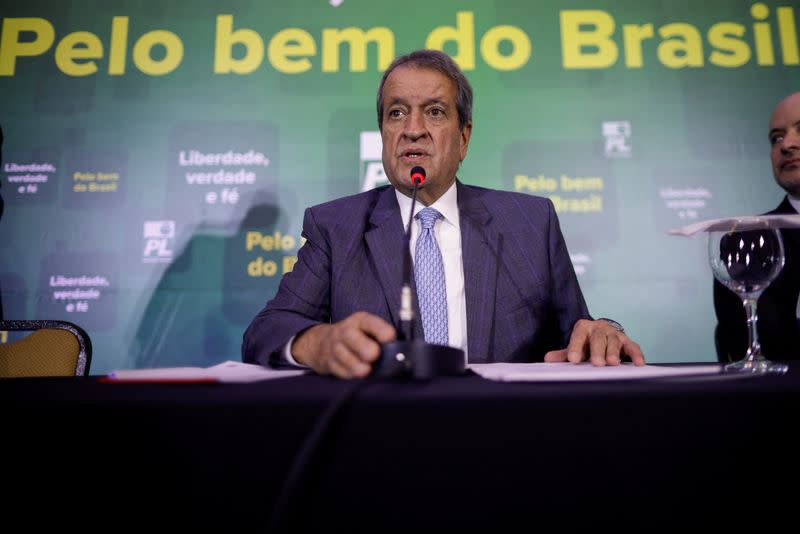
[{"left": 0, "top": 5, "right": 798, "bottom": 77}]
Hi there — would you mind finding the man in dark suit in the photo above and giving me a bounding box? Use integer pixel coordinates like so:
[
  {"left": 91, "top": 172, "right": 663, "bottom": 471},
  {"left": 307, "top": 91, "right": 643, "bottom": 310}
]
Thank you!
[
  {"left": 0, "top": 123, "right": 4, "bottom": 221},
  {"left": 242, "top": 50, "right": 644, "bottom": 378},
  {"left": 715, "top": 92, "right": 800, "bottom": 362},
  {"left": 1, "top": 123, "right": 4, "bottom": 320}
]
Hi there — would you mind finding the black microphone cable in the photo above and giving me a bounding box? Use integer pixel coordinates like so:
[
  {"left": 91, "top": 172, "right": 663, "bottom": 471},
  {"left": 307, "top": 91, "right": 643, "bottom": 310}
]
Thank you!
[{"left": 265, "top": 376, "right": 378, "bottom": 533}]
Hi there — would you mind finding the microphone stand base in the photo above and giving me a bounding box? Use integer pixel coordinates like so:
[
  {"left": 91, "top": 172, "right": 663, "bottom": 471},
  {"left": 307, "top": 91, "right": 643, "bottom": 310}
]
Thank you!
[{"left": 373, "top": 340, "right": 466, "bottom": 380}]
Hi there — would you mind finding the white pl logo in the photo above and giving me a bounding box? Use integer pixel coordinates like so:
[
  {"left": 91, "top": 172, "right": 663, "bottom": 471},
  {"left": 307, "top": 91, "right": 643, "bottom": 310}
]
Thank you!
[
  {"left": 602, "top": 121, "right": 632, "bottom": 158},
  {"left": 359, "top": 131, "right": 388, "bottom": 191},
  {"left": 142, "top": 220, "right": 175, "bottom": 263}
]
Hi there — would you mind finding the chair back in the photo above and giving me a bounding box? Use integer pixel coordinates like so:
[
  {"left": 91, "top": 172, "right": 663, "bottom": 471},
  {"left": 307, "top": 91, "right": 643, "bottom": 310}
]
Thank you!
[{"left": 0, "top": 320, "right": 92, "bottom": 377}]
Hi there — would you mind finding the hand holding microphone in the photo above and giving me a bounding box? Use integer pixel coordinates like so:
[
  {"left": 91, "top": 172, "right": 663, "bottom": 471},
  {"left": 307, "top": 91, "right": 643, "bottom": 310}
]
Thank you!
[
  {"left": 372, "top": 165, "right": 465, "bottom": 379},
  {"left": 292, "top": 165, "right": 463, "bottom": 380},
  {"left": 289, "top": 166, "right": 427, "bottom": 379}
]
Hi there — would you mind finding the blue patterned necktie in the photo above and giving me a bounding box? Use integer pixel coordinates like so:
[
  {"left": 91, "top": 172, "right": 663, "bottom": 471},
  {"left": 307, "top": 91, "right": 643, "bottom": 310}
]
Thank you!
[{"left": 415, "top": 207, "right": 448, "bottom": 345}]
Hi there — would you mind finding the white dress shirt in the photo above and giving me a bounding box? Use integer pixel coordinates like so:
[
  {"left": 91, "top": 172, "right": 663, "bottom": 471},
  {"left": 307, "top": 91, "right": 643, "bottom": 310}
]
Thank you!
[
  {"left": 285, "top": 180, "right": 469, "bottom": 365},
  {"left": 787, "top": 194, "right": 800, "bottom": 214}
]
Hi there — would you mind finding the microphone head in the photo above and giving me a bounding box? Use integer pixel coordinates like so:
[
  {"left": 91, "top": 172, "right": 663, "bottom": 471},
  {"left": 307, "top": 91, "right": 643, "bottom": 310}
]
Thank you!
[{"left": 410, "top": 166, "right": 426, "bottom": 186}]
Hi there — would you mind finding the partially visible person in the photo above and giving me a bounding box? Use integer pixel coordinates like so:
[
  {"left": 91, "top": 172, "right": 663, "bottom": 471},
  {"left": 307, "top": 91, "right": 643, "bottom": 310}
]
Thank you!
[
  {"left": 242, "top": 49, "right": 644, "bottom": 379},
  {"left": 714, "top": 92, "right": 800, "bottom": 362},
  {"left": 1, "top": 123, "right": 4, "bottom": 220},
  {"left": 1, "top": 123, "right": 4, "bottom": 320}
]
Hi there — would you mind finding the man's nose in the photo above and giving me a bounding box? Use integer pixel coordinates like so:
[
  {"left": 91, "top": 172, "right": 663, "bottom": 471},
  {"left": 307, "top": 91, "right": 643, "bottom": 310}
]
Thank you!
[
  {"left": 781, "top": 130, "right": 800, "bottom": 152},
  {"left": 403, "top": 110, "right": 426, "bottom": 139}
]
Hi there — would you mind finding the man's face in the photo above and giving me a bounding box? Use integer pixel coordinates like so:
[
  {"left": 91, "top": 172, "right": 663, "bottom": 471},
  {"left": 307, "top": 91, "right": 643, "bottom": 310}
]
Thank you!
[
  {"left": 769, "top": 92, "right": 800, "bottom": 196},
  {"left": 380, "top": 65, "right": 471, "bottom": 205}
]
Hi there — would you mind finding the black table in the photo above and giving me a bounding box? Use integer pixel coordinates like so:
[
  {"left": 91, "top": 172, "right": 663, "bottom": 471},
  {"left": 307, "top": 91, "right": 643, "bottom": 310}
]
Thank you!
[{"left": 3, "top": 364, "right": 798, "bottom": 532}]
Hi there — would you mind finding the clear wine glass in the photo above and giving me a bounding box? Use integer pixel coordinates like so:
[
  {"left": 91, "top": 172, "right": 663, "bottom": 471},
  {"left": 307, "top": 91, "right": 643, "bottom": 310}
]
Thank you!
[{"left": 708, "top": 218, "right": 788, "bottom": 374}]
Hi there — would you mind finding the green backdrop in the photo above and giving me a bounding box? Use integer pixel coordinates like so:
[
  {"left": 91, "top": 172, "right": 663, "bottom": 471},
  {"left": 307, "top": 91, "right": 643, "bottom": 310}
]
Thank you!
[{"left": 1, "top": 0, "right": 798, "bottom": 373}]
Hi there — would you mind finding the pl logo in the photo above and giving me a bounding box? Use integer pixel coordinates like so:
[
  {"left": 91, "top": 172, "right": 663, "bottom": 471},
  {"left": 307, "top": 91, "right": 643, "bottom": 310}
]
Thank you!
[
  {"left": 602, "top": 121, "right": 632, "bottom": 158},
  {"left": 359, "top": 131, "right": 388, "bottom": 192},
  {"left": 142, "top": 220, "right": 175, "bottom": 263}
]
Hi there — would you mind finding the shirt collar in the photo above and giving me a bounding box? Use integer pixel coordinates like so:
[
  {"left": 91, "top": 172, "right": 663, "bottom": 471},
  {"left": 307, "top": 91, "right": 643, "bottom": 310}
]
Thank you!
[
  {"left": 787, "top": 194, "right": 800, "bottom": 214},
  {"left": 396, "top": 180, "right": 460, "bottom": 230}
]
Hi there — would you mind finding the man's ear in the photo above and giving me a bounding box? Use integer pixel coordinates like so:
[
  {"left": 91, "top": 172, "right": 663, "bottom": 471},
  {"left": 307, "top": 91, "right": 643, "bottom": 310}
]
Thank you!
[{"left": 460, "top": 120, "right": 472, "bottom": 161}]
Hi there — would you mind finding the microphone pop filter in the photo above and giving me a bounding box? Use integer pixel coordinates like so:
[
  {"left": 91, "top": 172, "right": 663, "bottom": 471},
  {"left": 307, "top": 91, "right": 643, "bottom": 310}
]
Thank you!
[{"left": 410, "top": 166, "right": 426, "bottom": 185}]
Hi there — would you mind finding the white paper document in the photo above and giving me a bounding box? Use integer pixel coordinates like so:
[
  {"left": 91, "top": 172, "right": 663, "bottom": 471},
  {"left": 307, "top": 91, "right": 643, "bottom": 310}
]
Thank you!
[
  {"left": 469, "top": 362, "right": 723, "bottom": 382},
  {"left": 667, "top": 214, "right": 800, "bottom": 237},
  {"left": 106, "top": 360, "right": 308, "bottom": 383}
]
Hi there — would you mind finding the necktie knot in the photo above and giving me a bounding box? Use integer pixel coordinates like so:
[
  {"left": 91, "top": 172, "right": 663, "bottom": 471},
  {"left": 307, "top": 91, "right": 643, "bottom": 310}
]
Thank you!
[{"left": 417, "top": 207, "right": 442, "bottom": 230}]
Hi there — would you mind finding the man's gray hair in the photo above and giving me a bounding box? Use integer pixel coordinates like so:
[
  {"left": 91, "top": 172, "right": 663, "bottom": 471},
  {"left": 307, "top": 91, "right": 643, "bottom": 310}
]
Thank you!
[{"left": 376, "top": 49, "right": 473, "bottom": 131}]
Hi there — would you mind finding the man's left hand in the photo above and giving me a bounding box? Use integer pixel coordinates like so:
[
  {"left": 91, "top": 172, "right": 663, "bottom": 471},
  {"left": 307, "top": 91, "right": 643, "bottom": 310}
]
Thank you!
[{"left": 543, "top": 319, "right": 645, "bottom": 366}]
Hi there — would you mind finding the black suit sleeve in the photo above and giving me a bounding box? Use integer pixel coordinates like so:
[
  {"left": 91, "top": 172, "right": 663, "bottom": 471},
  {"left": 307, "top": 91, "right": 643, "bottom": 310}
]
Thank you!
[{"left": 713, "top": 279, "right": 748, "bottom": 362}]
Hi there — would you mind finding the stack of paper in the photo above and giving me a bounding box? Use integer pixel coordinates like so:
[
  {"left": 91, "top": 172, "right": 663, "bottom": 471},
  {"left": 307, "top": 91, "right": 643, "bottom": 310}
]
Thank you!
[
  {"left": 469, "top": 362, "right": 723, "bottom": 382},
  {"left": 105, "top": 360, "right": 307, "bottom": 383}
]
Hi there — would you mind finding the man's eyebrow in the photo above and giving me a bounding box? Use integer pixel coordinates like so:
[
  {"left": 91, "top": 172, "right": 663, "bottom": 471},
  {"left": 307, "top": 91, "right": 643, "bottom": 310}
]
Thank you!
[
  {"left": 770, "top": 119, "right": 800, "bottom": 139},
  {"left": 386, "top": 96, "right": 449, "bottom": 107}
]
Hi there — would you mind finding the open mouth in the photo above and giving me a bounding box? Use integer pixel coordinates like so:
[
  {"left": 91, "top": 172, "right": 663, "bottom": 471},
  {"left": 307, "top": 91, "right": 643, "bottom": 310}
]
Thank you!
[{"left": 402, "top": 149, "right": 427, "bottom": 160}]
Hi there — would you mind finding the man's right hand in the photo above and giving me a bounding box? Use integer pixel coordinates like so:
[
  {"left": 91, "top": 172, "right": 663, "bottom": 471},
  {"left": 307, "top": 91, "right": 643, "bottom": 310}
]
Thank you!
[{"left": 291, "top": 312, "right": 397, "bottom": 379}]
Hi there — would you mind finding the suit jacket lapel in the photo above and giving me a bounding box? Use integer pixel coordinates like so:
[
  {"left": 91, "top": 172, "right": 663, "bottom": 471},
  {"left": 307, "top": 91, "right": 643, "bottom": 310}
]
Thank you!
[
  {"left": 457, "top": 181, "right": 499, "bottom": 363},
  {"left": 365, "top": 187, "right": 406, "bottom": 328},
  {"left": 771, "top": 196, "right": 800, "bottom": 253}
]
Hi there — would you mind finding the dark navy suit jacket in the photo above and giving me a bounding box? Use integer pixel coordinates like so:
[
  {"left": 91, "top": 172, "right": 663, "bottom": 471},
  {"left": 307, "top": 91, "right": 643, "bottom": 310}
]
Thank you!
[{"left": 242, "top": 181, "right": 591, "bottom": 365}]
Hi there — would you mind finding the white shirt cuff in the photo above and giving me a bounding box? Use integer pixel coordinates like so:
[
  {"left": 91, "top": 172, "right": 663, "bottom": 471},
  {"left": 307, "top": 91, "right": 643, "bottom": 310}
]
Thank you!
[{"left": 282, "top": 335, "right": 307, "bottom": 367}]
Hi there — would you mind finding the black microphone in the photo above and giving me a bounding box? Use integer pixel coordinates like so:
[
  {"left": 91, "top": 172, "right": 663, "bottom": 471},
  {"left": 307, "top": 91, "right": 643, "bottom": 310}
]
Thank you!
[
  {"left": 409, "top": 166, "right": 426, "bottom": 187},
  {"left": 399, "top": 166, "right": 426, "bottom": 340},
  {"left": 371, "top": 165, "right": 465, "bottom": 380}
]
